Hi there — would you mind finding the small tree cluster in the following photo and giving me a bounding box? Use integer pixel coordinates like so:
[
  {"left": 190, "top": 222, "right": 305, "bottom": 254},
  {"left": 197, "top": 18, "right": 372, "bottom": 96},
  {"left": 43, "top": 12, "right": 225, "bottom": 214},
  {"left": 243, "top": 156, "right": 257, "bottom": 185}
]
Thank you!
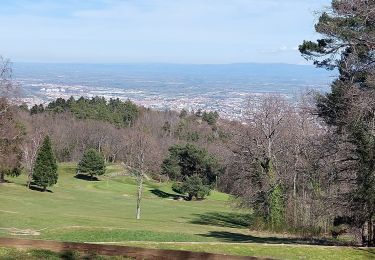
[
  {"left": 162, "top": 143, "right": 221, "bottom": 200},
  {"left": 202, "top": 111, "right": 219, "bottom": 126},
  {"left": 33, "top": 96, "right": 139, "bottom": 127},
  {"left": 172, "top": 175, "right": 211, "bottom": 200}
]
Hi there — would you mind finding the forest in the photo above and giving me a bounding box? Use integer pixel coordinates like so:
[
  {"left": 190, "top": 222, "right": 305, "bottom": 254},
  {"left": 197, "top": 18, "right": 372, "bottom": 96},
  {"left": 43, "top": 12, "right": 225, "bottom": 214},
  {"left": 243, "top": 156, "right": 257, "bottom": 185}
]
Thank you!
[{"left": 0, "top": 0, "right": 374, "bottom": 253}]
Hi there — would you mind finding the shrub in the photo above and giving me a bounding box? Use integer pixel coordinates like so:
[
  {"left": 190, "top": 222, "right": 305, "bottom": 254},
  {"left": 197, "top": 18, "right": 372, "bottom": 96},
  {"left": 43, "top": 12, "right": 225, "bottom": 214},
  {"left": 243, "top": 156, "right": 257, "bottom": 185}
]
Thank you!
[
  {"left": 176, "top": 176, "right": 211, "bottom": 200},
  {"left": 77, "top": 149, "right": 106, "bottom": 179}
]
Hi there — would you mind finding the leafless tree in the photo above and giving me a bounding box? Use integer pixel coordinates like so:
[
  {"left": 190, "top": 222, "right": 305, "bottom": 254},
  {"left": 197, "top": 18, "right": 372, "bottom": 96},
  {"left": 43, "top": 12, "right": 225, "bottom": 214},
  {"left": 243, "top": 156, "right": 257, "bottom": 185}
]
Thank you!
[
  {"left": 0, "top": 56, "right": 13, "bottom": 98},
  {"left": 127, "top": 128, "right": 150, "bottom": 220},
  {"left": 21, "top": 128, "right": 44, "bottom": 187},
  {"left": 222, "top": 94, "right": 333, "bottom": 234}
]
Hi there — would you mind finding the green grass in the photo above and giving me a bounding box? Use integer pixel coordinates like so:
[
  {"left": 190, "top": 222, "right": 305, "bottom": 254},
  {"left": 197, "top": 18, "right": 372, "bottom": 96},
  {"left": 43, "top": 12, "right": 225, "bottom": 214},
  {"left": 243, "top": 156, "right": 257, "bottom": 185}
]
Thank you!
[
  {"left": 126, "top": 242, "right": 375, "bottom": 260},
  {"left": 0, "top": 163, "right": 373, "bottom": 259},
  {"left": 0, "top": 247, "right": 131, "bottom": 259}
]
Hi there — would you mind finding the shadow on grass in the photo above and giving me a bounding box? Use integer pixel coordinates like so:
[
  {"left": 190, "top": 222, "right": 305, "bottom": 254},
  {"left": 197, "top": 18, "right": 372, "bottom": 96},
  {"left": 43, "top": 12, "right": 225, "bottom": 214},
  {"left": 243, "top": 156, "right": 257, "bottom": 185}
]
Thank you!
[
  {"left": 353, "top": 248, "right": 375, "bottom": 255},
  {"left": 190, "top": 212, "right": 253, "bottom": 229},
  {"left": 31, "top": 249, "right": 90, "bottom": 260},
  {"left": 150, "top": 189, "right": 186, "bottom": 200},
  {"left": 29, "top": 184, "right": 53, "bottom": 193},
  {"left": 74, "top": 174, "right": 99, "bottom": 181},
  {"left": 60, "top": 250, "right": 81, "bottom": 260},
  {"left": 199, "top": 231, "right": 340, "bottom": 246}
]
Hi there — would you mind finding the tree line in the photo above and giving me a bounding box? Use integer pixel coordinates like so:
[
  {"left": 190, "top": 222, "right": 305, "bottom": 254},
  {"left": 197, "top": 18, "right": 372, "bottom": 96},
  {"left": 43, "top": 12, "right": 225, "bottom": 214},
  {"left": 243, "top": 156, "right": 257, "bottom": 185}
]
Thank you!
[{"left": 220, "top": 0, "right": 375, "bottom": 246}]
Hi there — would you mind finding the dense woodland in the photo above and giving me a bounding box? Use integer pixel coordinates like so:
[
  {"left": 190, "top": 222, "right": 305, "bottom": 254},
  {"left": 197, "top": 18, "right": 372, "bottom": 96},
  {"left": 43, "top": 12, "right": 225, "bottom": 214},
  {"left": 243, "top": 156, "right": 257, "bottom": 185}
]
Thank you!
[{"left": 0, "top": 0, "right": 374, "bottom": 247}]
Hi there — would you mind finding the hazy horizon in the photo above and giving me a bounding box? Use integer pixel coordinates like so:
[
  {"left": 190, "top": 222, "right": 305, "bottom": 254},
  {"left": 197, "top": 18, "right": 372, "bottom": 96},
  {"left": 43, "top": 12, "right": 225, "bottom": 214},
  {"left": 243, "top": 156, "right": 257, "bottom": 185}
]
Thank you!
[
  {"left": 0, "top": 0, "right": 331, "bottom": 64},
  {"left": 14, "top": 62, "right": 334, "bottom": 120}
]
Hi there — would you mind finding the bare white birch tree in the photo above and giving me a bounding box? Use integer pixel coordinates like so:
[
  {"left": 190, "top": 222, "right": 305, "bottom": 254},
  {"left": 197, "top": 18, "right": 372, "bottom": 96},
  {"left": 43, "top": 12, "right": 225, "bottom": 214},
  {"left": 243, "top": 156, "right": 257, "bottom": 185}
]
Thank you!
[{"left": 128, "top": 129, "right": 149, "bottom": 220}]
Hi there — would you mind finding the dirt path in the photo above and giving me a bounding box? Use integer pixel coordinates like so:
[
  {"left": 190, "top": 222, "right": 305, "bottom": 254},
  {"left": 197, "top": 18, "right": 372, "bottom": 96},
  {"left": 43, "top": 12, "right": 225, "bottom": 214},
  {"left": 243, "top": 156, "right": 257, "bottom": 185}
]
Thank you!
[
  {"left": 0, "top": 237, "right": 273, "bottom": 260},
  {"left": 98, "top": 241, "right": 354, "bottom": 248}
]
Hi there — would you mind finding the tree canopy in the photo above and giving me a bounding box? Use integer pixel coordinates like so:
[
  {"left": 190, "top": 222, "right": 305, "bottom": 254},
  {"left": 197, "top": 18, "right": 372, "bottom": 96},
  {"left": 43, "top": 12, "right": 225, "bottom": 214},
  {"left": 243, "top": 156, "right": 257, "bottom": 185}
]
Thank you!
[{"left": 31, "top": 96, "right": 139, "bottom": 127}]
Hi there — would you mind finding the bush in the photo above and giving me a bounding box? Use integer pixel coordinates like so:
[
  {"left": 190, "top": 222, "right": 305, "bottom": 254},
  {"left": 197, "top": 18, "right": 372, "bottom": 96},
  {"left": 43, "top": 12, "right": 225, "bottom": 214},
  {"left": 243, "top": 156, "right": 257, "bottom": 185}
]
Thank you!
[
  {"left": 202, "top": 111, "right": 219, "bottom": 125},
  {"left": 331, "top": 225, "right": 348, "bottom": 239},
  {"left": 177, "top": 176, "right": 211, "bottom": 200},
  {"left": 172, "top": 182, "right": 183, "bottom": 194},
  {"left": 77, "top": 149, "right": 106, "bottom": 179}
]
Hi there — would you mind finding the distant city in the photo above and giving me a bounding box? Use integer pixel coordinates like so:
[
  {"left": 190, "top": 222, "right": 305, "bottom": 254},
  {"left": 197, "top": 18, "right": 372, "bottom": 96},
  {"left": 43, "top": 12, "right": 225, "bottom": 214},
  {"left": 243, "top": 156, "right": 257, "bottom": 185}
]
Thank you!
[{"left": 14, "top": 63, "right": 335, "bottom": 120}]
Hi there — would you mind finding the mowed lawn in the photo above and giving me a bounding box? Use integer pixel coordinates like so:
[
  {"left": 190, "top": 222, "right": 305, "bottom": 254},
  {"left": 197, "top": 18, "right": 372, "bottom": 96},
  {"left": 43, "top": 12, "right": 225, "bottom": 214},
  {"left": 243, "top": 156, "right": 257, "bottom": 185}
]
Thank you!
[{"left": 1, "top": 163, "right": 374, "bottom": 260}]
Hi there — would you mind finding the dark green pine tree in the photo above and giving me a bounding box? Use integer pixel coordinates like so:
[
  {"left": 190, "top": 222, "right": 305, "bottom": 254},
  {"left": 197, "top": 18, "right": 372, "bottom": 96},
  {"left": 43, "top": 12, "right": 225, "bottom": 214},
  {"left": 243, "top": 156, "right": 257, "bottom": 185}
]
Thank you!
[
  {"left": 299, "top": 0, "right": 375, "bottom": 246},
  {"left": 77, "top": 149, "right": 106, "bottom": 179},
  {"left": 32, "top": 136, "right": 58, "bottom": 191},
  {"left": 161, "top": 143, "right": 221, "bottom": 200}
]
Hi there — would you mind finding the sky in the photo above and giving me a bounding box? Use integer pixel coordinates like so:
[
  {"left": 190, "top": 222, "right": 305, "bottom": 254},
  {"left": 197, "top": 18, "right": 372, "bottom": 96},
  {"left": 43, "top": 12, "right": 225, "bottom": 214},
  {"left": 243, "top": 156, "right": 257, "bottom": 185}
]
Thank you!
[{"left": 0, "top": 0, "right": 331, "bottom": 64}]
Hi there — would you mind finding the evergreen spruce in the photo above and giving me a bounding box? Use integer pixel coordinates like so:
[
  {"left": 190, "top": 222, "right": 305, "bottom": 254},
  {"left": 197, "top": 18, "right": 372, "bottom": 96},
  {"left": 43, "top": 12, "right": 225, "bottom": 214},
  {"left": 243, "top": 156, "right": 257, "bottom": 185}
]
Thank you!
[
  {"left": 77, "top": 149, "right": 106, "bottom": 179},
  {"left": 32, "top": 136, "right": 58, "bottom": 191}
]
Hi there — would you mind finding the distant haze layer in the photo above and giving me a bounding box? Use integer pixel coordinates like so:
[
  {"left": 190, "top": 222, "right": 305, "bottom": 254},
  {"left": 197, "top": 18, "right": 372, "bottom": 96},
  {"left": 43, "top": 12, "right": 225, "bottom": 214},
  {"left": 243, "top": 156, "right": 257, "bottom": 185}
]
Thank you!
[{"left": 14, "top": 63, "right": 335, "bottom": 120}]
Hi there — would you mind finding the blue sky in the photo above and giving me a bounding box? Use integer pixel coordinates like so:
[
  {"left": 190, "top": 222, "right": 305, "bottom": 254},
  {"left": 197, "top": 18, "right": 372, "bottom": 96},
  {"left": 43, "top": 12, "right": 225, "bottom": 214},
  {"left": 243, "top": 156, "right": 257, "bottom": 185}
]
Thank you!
[{"left": 0, "top": 0, "right": 331, "bottom": 64}]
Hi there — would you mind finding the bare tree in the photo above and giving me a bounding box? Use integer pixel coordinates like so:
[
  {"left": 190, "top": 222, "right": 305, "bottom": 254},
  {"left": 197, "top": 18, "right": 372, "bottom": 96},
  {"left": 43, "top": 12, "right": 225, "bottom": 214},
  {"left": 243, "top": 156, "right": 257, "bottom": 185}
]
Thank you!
[
  {"left": 22, "top": 129, "right": 44, "bottom": 187},
  {"left": 223, "top": 94, "right": 332, "bottom": 233},
  {"left": 128, "top": 128, "right": 149, "bottom": 220},
  {"left": 0, "top": 57, "right": 23, "bottom": 183},
  {"left": 0, "top": 56, "right": 13, "bottom": 98}
]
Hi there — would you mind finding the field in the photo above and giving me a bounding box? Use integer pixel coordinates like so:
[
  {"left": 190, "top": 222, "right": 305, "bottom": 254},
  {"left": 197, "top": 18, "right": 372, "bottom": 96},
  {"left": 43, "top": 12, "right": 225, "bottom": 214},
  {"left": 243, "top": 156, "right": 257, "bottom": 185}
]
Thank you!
[{"left": 1, "top": 163, "right": 374, "bottom": 259}]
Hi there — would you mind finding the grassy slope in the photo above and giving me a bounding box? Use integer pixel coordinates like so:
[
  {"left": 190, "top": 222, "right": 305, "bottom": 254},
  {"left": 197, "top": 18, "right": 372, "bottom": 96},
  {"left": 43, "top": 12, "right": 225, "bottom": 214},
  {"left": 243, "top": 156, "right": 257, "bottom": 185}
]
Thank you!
[{"left": 0, "top": 163, "right": 374, "bottom": 260}]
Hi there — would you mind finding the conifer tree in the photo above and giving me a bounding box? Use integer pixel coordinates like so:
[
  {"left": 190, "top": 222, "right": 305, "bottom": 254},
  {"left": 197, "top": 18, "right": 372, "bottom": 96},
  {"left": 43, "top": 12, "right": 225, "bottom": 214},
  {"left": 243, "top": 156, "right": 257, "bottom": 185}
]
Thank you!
[
  {"left": 161, "top": 143, "right": 220, "bottom": 200},
  {"left": 77, "top": 149, "right": 106, "bottom": 179},
  {"left": 300, "top": 0, "right": 375, "bottom": 246},
  {"left": 32, "top": 136, "right": 58, "bottom": 191}
]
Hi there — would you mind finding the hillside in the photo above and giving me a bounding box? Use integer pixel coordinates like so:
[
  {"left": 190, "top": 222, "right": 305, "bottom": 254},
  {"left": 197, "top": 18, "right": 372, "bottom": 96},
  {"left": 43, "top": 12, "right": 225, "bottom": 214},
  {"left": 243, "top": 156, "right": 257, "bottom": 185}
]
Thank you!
[
  {"left": 1, "top": 164, "right": 374, "bottom": 260},
  {"left": 0, "top": 163, "right": 241, "bottom": 243}
]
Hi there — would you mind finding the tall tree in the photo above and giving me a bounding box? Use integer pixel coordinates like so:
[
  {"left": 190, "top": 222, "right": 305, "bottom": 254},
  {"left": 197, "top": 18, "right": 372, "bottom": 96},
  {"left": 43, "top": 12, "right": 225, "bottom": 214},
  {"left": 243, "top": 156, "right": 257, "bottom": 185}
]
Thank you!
[
  {"left": 128, "top": 129, "right": 150, "bottom": 220},
  {"left": 300, "top": 0, "right": 375, "bottom": 246},
  {"left": 21, "top": 127, "right": 44, "bottom": 188},
  {"left": 0, "top": 57, "right": 23, "bottom": 183},
  {"left": 0, "top": 98, "right": 23, "bottom": 183},
  {"left": 0, "top": 56, "right": 14, "bottom": 97},
  {"left": 32, "top": 136, "right": 58, "bottom": 191}
]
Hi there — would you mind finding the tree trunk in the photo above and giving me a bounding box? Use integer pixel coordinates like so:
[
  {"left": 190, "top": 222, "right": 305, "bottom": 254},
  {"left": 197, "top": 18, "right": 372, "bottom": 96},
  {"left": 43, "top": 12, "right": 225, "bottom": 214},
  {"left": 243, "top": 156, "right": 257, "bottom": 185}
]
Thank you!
[
  {"left": 136, "top": 172, "right": 143, "bottom": 220},
  {"left": 369, "top": 218, "right": 374, "bottom": 247},
  {"left": 362, "top": 224, "right": 367, "bottom": 246},
  {"left": 0, "top": 172, "right": 4, "bottom": 183},
  {"left": 293, "top": 145, "right": 299, "bottom": 228},
  {"left": 293, "top": 172, "right": 298, "bottom": 227},
  {"left": 27, "top": 170, "right": 32, "bottom": 188},
  {"left": 43, "top": 186, "right": 46, "bottom": 192}
]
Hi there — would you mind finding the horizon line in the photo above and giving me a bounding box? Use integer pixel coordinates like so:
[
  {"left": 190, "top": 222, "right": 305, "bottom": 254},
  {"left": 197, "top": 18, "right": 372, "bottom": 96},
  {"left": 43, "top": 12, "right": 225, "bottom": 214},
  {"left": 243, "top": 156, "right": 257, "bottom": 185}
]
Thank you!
[{"left": 13, "top": 61, "right": 314, "bottom": 66}]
